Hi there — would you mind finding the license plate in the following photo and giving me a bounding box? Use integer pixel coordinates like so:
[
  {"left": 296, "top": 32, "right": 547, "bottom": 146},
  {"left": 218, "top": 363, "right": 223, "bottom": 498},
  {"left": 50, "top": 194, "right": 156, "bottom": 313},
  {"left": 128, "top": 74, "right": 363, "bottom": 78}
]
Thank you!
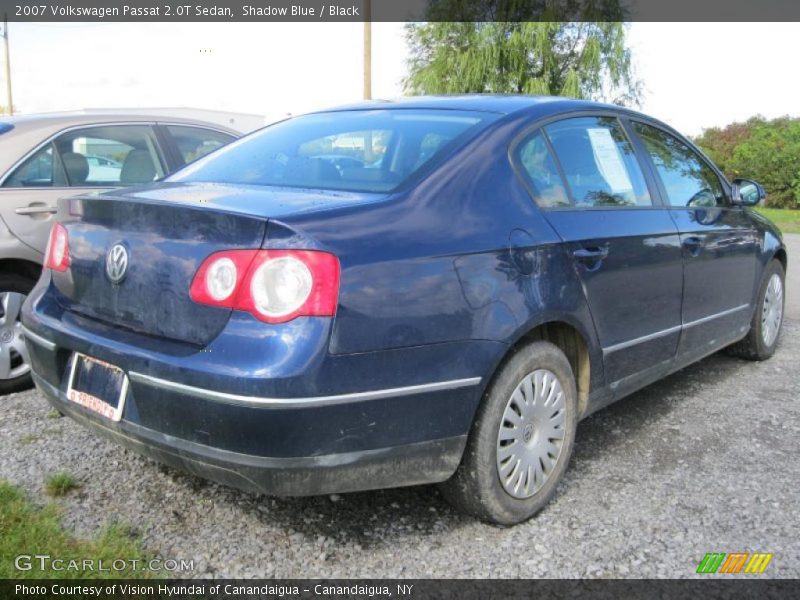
[{"left": 66, "top": 353, "right": 129, "bottom": 422}]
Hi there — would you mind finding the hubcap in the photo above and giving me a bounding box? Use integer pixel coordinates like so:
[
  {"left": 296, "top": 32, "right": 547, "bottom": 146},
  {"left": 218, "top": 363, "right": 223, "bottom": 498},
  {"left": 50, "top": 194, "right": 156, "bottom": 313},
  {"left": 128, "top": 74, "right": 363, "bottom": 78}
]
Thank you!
[
  {"left": 0, "top": 292, "right": 30, "bottom": 380},
  {"left": 761, "top": 274, "right": 783, "bottom": 347},
  {"left": 496, "top": 369, "right": 567, "bottom": 499}
]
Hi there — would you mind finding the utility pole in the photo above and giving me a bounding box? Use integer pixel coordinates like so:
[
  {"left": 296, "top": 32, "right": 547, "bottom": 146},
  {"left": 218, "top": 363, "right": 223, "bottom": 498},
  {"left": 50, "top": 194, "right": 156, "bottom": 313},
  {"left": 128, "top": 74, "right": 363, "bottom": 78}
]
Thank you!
[
  {"left": 362, "top": 1, "right": 372, "bottom": 161},
  {"left": 363, "top": 0, "right": 371, "bottom": 100},
  {"left": 1, "top": 16, "right": 11, "bottom": 115}
]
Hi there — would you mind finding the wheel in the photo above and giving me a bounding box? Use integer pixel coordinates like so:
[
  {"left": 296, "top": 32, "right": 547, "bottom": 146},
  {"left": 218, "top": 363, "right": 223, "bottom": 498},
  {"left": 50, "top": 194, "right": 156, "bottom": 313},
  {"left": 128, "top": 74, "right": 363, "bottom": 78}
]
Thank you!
[
  {"left": 0, "top": 273, "right": 36, "bottom": 395},
  {"left": 440, "top": 341, "right": 578, "bottom": 525},
  {"left": 726, "top": 260, "right": 785, "bottom": 361}
]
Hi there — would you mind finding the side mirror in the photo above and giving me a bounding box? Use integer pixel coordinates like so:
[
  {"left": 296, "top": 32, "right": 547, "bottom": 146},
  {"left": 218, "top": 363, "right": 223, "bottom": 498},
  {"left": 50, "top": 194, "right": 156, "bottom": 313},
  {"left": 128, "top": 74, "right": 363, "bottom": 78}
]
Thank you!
[{"left": 731, "top": 178, "right": 766, "bottom": 207}]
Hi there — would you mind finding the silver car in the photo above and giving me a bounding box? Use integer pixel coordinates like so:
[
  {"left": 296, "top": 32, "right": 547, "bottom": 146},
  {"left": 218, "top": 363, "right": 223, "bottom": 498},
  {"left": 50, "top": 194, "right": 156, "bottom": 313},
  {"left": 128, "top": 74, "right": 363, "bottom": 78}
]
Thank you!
[{"left": 0, "top": 112, "right": 239, "bottom": 394}]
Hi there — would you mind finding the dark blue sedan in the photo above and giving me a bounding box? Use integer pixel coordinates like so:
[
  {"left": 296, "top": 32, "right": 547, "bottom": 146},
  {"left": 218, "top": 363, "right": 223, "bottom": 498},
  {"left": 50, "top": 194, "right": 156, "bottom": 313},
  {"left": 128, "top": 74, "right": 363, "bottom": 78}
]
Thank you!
[{"left": 21, "top": 96, "right": 787, "bottom": 524}]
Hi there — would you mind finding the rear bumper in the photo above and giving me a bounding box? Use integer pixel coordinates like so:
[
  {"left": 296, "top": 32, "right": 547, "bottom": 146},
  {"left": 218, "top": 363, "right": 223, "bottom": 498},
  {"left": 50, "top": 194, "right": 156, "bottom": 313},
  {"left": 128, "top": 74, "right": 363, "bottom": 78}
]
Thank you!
[
  {"left": 33, "top": 372, "right": 466, "bottom": 496},
  {"left": 21, "top": 280, "right": 495, "bottom": 496}
]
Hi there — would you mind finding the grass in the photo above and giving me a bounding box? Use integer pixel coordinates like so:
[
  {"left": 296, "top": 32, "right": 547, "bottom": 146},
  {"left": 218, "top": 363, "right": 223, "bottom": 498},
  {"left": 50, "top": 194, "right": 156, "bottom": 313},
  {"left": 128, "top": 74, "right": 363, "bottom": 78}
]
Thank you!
[
  {"left": 18, "top": 434, "right": 39, "bottom": 446},
  {"left": 0, "top": 481, "right": 152, "bottom": 578},
  {"left": 755, "top": 207, "right": 800, "bottom": 234},
  {"left": 44, "top": 472, "right": 80, "bottom": 497}
]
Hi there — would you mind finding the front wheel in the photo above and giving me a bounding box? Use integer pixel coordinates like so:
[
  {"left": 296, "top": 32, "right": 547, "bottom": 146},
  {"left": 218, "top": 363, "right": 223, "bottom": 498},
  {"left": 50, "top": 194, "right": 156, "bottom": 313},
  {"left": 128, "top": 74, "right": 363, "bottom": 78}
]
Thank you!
[
  {"left": 0, "top": 273, "right": 36, "bottom": 395},
  {"left": 440, "top": 341, "right": 578, "bottom": 525},
  {"left": 726, "top": 260, "right": 785, "bottom": 361}
]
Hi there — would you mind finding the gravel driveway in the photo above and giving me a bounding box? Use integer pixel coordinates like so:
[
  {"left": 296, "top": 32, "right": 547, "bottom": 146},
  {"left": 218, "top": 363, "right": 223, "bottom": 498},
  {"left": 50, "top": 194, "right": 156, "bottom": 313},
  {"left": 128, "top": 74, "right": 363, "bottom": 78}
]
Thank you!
[{"left": 2, "top": 235, "right": 798, "bottom": 578}]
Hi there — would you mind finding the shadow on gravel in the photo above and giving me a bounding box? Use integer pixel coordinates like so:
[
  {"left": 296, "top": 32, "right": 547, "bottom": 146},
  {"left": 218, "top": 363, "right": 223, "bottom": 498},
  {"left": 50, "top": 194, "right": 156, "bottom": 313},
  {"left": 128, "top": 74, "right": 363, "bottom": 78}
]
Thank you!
[
  {"left": 572, "top": 350, "right": 751, "bottom": 461},
  {"left": 255, "top": 486, "right": 465, "bottom": 544},
  {"left": 156, "top": 338, "right": 785, "bottom": 545}
]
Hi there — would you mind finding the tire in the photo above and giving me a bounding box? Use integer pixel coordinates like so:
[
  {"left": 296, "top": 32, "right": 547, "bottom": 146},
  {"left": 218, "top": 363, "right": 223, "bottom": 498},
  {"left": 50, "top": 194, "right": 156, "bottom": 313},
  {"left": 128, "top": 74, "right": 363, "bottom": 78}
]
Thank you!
[
  {"left": 726, "top": 260, "right": 785, "bottom": 361},
  {"left": 0, "top": 272, "right": 36, "bottom": 395},
  {"left": 440, "top": 341, "right": 578, "bottom": 525}
]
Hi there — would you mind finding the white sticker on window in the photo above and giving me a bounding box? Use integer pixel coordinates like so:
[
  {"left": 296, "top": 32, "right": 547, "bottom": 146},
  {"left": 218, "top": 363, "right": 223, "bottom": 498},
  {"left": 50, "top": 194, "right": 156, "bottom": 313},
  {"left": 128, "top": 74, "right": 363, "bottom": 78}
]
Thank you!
[{"left": 587, "top": 128, "right": 633, "bottom": 194}]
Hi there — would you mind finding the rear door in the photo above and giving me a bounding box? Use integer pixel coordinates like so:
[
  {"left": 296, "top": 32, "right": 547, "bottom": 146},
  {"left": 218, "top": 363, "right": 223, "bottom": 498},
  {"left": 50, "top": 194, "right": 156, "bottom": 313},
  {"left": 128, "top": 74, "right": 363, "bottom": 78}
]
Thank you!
[
  {"left": 0, "top": 123, "right": 166, "bottom": 254},
  {"left": 515, "top": 115, "right": 684, "bottom": 389},
  {"left": 630, "top": 121, "right": 758, "bottom": 358}
]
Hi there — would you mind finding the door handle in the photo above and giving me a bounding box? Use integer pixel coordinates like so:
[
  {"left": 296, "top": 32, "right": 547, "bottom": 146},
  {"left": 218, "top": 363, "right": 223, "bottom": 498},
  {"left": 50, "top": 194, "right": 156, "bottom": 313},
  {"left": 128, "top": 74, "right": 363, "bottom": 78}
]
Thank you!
[
  {"left": 15, "top": 206, "right": 57, "bottom": 215},
  {"left": 573, "top": 246, "right": 609, "bottom": 261},
  {"left": 682, "top": 236, "right": 703, "bottom": 256}
]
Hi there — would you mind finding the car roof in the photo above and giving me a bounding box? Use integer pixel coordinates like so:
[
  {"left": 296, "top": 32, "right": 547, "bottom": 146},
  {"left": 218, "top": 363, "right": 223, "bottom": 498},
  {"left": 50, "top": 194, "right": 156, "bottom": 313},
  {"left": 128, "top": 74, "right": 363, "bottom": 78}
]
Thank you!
[
  {"left": 312, "top": 95, "right": 624, "bottom": 116},
  {"left": 0, "top": 110, "right": 240, "bottom": 136},
  {"left": 309, "top": 95, "right": 689, "bottom": 143}
]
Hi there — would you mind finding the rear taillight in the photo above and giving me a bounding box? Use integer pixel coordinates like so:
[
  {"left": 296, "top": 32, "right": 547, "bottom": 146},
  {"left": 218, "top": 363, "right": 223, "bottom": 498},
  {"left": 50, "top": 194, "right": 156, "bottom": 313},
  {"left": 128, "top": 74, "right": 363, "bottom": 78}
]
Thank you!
[
  {"left": 44, "top": 223, "right": 70, "bottom": 272},
  {"left": 190, "top": 249, "right": 340, "bottom": 323}
]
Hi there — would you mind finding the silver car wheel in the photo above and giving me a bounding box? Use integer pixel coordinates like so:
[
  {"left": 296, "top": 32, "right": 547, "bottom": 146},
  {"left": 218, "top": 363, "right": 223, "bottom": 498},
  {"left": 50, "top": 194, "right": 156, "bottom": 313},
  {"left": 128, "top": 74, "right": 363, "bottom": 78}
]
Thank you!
[
  {"left": 761, "top": 273, "right": 783, "bottom": 348},
  {"left": 496, "top": 369, "right": 567, "bottom": 499},
  {"left": 0, "top": 292, "right": 30, "bottom": 380}
]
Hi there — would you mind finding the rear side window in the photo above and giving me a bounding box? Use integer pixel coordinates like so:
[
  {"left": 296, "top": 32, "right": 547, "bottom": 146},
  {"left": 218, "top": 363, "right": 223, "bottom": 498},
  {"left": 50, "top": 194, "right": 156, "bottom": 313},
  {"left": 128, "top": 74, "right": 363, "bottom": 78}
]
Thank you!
[
  {"left": 544, "top": 116, "right": 652, "bottom": 208},
  {"left": 516, "top": 132, "right": 570, "bottom": 208},
  {"left": 61, "top": 125, "right": 165, "bottom": 186},
  {"left": 632, "top": 122, "right": 726, "bottom": 208},
  {"left": 170, "top": 109, "right": 497, "bottom": 193},
  {"left": 166, "top": 125, "right": 235, "bottom": 165}
]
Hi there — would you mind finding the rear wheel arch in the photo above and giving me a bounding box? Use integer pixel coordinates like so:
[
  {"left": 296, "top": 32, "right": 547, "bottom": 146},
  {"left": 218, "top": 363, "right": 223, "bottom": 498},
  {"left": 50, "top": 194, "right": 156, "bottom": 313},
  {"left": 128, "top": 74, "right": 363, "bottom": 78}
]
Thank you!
[{"left": 493, "top": 320, "right": 594, "bottom": 417}]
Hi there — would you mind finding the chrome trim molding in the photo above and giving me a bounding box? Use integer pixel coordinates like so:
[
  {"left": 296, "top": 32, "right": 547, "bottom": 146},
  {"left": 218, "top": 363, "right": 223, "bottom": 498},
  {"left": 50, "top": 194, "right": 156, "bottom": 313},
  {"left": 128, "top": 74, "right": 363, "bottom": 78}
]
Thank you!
[
  {"left": 682, "top": 303, "right": 750, "bottom": 329},
  {"left": 128, "top": 371, "right": 483, "bottom": 409},
  {"left": 603, "top": 304, "right": 750, "bottom": 355},
  {"left": 603, "top": 324, "right": 682, "bottom": 355},
  {"left": 21, "top": 325, "right": 57, "bottom": 351}
]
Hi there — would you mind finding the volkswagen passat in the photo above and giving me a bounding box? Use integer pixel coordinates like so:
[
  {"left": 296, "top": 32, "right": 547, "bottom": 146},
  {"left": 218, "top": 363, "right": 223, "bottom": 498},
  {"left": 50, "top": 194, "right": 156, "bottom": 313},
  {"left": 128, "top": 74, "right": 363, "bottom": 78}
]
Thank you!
[{"left": 21, "top": 97, "right": 786, "bottom": 524}]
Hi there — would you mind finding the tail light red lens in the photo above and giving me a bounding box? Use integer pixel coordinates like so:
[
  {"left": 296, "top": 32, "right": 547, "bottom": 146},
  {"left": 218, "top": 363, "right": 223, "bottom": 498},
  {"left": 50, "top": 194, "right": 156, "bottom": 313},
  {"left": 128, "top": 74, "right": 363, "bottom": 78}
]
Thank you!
[
  {"left": 190, "top": 249, "right": 340, "bottom": 323},
  {"left": 44, "top": 223, "right": 70, "bottom": 272}
]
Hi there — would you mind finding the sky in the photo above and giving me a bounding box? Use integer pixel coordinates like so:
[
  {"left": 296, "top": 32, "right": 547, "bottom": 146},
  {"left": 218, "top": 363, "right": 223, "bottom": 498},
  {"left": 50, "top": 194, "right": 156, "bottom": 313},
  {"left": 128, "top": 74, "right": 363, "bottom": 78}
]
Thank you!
[{"left": 5, "top": 22, "right": 800, "bottom": 136}]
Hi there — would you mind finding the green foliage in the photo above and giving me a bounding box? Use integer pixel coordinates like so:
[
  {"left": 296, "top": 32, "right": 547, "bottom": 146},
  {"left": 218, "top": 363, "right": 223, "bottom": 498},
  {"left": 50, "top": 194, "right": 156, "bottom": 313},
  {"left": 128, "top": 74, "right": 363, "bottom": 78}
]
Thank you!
[
  {"left": 695, "top": 116, "right": 800, "bottom": 209},
  {"left": 44, "top": 472, "right": 80, "bottom": 497},
  {"left": 404, "top": 19, "right": 641, "bottom": 106},
  {"left": 755, "top": 207, "right": 800, "bottom": 234},
  {"left": 0, "top": 481, "right": 151, "bottom": 578}
]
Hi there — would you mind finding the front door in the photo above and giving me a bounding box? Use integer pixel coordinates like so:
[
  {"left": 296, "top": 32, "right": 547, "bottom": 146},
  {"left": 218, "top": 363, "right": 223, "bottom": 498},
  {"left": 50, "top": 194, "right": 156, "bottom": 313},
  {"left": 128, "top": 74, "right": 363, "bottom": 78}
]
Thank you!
[{"left": 630, "top": 121, "right": 758, "bottom": 359}]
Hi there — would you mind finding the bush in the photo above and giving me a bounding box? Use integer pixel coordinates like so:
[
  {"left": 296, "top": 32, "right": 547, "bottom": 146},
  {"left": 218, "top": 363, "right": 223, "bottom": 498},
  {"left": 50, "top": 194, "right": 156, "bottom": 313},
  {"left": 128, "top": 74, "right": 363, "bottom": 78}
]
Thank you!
[{"left": 694, "top": 116, "right": 800, "bottom": 209}]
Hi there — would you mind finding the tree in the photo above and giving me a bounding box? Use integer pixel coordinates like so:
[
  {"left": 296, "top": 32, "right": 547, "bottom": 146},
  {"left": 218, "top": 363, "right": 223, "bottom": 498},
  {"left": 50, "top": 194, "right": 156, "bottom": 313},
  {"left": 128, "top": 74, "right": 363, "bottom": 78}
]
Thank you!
[
  {"left": 404, "top": 20, "right": 641, "bottom": 106},
  {"left": 694, "top": 116, "right": 800, "bottom": 209}
]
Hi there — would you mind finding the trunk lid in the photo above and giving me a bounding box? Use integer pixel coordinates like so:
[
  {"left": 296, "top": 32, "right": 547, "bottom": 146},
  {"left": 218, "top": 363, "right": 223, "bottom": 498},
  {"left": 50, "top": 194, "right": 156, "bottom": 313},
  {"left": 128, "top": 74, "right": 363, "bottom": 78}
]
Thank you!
[
  {"left": 52, "top": 187, "right": 271, "bottom": 346},
  {"left": 52, "top": 182, "right": 383, "bottom": 345}
]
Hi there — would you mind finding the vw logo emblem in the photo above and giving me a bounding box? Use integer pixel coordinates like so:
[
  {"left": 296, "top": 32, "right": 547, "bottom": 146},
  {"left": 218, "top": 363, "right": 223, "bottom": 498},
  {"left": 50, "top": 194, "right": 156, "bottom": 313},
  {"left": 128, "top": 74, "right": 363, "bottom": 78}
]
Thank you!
[{"left": 105, "top": 243, "right": 129, "bottom": 284}]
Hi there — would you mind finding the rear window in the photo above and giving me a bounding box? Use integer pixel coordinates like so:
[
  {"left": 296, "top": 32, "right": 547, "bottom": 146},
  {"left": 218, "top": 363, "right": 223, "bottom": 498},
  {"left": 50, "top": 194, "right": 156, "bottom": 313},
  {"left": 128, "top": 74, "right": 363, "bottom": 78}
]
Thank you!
[{"left": 169, "top": 109, "right": 496, "bottom": 193}]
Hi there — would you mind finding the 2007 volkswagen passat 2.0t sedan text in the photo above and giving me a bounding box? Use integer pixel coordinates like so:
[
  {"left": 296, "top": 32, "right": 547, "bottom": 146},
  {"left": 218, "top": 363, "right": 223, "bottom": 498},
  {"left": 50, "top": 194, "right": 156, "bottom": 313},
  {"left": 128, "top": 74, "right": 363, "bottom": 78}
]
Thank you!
[{"left": 21, "top": 96, "right": 787, "bottom": 525}]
